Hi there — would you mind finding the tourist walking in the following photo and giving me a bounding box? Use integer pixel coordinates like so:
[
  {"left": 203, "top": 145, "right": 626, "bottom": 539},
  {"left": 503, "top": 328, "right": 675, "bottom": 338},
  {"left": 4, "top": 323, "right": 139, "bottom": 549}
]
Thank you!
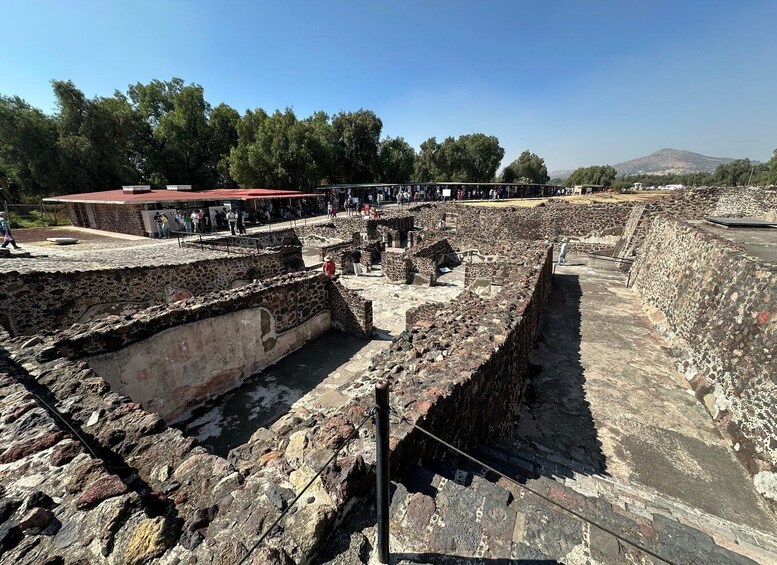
[
  {"left": 351, "top": 247, "right": 363, "bottom": 276},
  {"left": 0, "top": 212, "right": 20, "bottom": 249},
  {"left": 322, "top": 255, "right": 336, "bottom": 278}
]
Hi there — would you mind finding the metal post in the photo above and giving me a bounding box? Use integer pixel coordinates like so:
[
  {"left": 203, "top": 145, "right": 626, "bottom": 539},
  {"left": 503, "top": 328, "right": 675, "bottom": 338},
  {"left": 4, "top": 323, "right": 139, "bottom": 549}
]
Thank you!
[{"left": 375, "top": 380, "right": 390, "bottom": 563}]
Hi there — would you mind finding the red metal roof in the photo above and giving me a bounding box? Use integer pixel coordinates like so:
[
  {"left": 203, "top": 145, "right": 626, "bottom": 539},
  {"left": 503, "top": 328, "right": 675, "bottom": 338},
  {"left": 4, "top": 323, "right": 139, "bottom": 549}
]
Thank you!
[{"left": 43, "top": 188, "right": 311, "bottom": 205}]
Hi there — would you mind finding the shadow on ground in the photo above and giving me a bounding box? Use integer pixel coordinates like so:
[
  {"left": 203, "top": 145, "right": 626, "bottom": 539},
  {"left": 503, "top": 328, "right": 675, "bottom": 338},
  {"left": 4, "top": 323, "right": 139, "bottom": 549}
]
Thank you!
[{"left": 490, "top": 273, "right": 606, "bottom": 475}]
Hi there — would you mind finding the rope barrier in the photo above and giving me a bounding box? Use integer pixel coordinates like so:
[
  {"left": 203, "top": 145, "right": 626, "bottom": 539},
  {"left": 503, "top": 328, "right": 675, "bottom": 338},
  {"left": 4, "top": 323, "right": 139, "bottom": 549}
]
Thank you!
[
  {"left": 238, "top": 407, "right": 375, "bottom": 565},
  {"left": 393, "top": 411, "right": 678, "bottom": 565}
]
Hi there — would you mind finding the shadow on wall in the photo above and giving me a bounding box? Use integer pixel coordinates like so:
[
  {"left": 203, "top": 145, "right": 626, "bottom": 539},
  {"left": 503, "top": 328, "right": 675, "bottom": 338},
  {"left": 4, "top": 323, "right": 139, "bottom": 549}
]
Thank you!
[{"left": 487, "top": 272, "right": 606, "bottom": 476}]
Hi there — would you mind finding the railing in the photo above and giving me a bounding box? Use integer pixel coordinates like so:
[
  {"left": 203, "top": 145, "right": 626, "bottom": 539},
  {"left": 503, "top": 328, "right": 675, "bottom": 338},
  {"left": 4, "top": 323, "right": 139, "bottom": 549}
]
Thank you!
[{"left": 237, "top": 381, "right": 682, "bottom": 565}]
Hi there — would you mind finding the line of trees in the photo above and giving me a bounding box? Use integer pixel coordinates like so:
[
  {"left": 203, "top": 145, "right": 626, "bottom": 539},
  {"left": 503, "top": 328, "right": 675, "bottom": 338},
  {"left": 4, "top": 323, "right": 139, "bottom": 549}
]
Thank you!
[{"left": 0, "top": 78, "right": 555, "bottom": 201}]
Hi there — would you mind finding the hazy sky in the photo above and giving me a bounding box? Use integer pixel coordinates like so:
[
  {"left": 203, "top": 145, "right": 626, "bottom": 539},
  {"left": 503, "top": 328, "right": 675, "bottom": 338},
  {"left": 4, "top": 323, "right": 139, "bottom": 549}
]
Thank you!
[{"left": 1, "top": 0, "right": 775, "bottom": 171}]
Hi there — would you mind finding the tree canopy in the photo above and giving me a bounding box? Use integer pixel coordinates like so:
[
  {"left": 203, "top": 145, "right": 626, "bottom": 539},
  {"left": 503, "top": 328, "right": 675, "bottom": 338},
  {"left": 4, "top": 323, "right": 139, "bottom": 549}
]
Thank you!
[
  {"left": 565, "top": 165, "right": 618, "bottom": 187},
  {"left": 502, "top": 150, "right": 550, "bottom": 184},
  {"left": 414, "top": 134, "right": 504, "bottom": 182},
  {"left": 3, "top": 77, "right": 773, "bottom": 201}
]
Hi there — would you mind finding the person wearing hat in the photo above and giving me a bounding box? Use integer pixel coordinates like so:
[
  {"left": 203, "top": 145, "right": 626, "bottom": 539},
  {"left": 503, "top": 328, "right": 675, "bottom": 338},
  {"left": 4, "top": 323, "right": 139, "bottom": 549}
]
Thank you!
[
  {"left": 0, "top": 212, "right": 20, "bottom": 250},
  {"left": 322, "top": 255, "right": 336, "bottom": 278}
]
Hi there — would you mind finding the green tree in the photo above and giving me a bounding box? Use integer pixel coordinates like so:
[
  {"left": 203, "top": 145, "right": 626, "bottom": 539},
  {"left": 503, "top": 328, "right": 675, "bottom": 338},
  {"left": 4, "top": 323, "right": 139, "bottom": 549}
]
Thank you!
[
  {"left": 565, "top": 165, "right": 617, "bottom": 187},
  {"left": 502, "top": 150, "right": 550, "bottom": 184},
  {"left": 229, "top": 108, "right": 335, "bottom": 190},
  {"left": 414, "top": 137, "right": 439, "bottom": 181},
  {"left": 331, "top": 109, "right": 382, "bottom": 182},
  {"left": 0, "top": 95, "right": 60, "bottom": 196},
  {"left": 711, "top": 159, "right": 767, "bottom": 186},
  {"left": 209, "top": 103, "right": 240, "bottom": 186},
  {"left": 769, "top": 149, "right": 777, "bottom": 185},
  {"left": 377, "top": 137, "right": 416, "bottom": 182},
  {"left": 415, "top": 134, "right": 504, "bottom": 182}
]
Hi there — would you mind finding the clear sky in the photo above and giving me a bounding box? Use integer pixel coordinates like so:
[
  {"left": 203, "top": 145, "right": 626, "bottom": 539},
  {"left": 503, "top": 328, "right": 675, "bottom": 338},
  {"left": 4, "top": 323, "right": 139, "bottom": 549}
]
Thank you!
[{"left": 1, "top": 0, "right": 775, "bottom": 172}]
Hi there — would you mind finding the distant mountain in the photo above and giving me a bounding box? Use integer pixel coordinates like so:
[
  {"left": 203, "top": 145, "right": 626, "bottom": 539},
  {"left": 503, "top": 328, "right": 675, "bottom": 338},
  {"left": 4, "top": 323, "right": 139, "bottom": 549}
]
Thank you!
[
  {"left": 548, "top": 169, "right": 574, "bottom": 181},
  {"left": 614, "top": 148, "right": 736, "bottom": 176}
]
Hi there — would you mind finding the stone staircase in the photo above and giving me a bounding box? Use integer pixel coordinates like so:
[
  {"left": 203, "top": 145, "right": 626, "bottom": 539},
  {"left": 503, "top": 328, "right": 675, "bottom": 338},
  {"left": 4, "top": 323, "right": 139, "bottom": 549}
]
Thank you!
[
  {"left": 475, "top": 441, "right": 777, "bottom": 564},
  {"left": 318, "top": 444, "right": 777, "bottom": 564}
]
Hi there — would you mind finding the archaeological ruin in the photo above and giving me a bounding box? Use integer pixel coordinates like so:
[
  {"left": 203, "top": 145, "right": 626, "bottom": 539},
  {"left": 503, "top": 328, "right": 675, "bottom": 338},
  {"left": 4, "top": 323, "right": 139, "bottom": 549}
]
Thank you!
[{"left": 0, "top": 185, "right": 776, "bottom": 564}]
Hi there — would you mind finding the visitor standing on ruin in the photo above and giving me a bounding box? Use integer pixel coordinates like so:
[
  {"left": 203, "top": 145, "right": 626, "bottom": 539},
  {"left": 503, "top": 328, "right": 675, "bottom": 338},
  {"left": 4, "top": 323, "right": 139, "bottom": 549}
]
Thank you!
[
  {"left": 0, "top": 212, "right": 20, "bottom": 250},
  {"left": 557, "top": 239, "right": 569, "bottom": 266},
  {"left": 323, "top": 255, "right": 336, "bottom": 278},
  {"left": 351, "top": 247, "right": 363, "bottom": 276},
  {"left": 327, "top": 202, "right": 333, "bottom": 219},
  {"left": 227, "top": 209, "right": 237, "bottom": 235}
]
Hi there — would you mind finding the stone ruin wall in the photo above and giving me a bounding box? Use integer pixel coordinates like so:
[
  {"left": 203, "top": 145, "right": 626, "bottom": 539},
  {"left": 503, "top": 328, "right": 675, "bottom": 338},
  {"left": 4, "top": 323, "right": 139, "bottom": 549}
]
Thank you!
[
  {"left": 67, "top": 202, "right": 146, "bottom": 237},
  {"left": 0, "top": 237, "right": 552, "bottom": 564},
  {"left": 328, "top": 280, "right": 373, "bottom": 339},
  {"left": 0, "top": 250, "right": 303, "bottom": 336},
  {"left": 712, "top": 186, "right": 777, "bottom": 220},
  {"left": 80, "top": 274, "right": 333, "bottom": 420},
  {"left": 183, "top": 228, "right": 303, "bottom": 254},
  {"left": 408, "top": 200, "right": 632, "bottom": 254},
  {"left": 631, "top": 215, "right": 777, "bottom": 482}
]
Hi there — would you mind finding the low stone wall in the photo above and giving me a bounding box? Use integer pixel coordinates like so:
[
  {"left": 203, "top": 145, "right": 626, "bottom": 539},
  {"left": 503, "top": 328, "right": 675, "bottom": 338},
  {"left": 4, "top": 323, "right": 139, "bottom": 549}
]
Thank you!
[
  {"left": 329, "top": 281, "right": 373, "bottom": 339},
  {"left": 632, "top": 215, "right": 777, "bottom": 482},
  {"left": 0, "top": 250, "right": 303, "bottom": 336},
  {"left": 464, "top": 262, "right": 512, "bottom": 287},
  {"left": 382, "top": 253, "right": 411, "bottom": 284},
  {"left": 712, "top": 187, "right": 777, "bottom": 220}
]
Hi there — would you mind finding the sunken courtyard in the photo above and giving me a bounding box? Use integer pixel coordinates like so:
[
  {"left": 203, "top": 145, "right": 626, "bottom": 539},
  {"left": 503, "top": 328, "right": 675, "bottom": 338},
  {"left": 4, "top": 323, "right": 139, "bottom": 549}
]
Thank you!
[{"left": 1, "top": 186, "right": 777, "bottom": 564}]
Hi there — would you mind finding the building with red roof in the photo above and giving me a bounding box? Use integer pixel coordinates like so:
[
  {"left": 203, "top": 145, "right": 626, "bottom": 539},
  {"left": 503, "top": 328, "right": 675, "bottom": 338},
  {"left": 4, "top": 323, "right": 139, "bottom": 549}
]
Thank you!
[{"left": 44, "top": 186, "right": 321, "bottom": 237}]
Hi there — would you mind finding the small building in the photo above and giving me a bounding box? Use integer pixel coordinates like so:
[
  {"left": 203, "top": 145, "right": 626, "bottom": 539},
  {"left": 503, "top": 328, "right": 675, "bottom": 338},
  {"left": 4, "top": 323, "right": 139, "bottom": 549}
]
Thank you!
[{"left": 44, "top": 186, "right": 319, "bottom": 237}]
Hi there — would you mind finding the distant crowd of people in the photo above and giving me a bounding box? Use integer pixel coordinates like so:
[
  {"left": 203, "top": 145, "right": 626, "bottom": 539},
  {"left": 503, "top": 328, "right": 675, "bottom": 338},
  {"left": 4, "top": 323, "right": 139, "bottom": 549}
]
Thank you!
[{"left": 150, "top": 198, "right": 322, "bottom": 238}]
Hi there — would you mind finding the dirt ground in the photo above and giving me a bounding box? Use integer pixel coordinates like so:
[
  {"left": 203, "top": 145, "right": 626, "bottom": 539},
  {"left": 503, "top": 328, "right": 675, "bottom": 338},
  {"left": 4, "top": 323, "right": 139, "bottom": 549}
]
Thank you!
[{"left": 461, "top": 192, "right": 670, "bottom": 208}]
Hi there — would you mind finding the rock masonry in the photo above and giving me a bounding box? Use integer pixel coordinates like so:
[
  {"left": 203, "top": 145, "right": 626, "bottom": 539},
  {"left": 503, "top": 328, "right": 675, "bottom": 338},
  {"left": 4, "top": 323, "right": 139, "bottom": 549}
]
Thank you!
[{"left": 632, "top": 215, "right": 777, "bottom": 484}]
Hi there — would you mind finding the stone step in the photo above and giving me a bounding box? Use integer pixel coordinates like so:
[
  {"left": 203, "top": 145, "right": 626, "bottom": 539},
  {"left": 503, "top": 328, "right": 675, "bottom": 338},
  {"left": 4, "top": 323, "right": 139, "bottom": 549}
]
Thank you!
[{"left": 478, "top": 442, "right": 777, "bottom": 564}]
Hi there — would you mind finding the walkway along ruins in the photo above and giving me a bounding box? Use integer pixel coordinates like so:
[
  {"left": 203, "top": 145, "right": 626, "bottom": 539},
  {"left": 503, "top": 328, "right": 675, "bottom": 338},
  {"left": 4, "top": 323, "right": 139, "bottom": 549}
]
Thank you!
[{"left": 0, "top": 186, "right": 776, "bottom": 563}]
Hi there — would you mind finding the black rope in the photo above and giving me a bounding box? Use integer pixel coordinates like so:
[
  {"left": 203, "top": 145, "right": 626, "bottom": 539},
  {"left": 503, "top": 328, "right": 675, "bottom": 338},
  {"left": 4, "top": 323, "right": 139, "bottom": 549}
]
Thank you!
[
  {"left": 238, "top": 407, "right": 375, "bottom": 565},
  {"left": 394, "top": 412, "right": 678, "bottom": 565}
]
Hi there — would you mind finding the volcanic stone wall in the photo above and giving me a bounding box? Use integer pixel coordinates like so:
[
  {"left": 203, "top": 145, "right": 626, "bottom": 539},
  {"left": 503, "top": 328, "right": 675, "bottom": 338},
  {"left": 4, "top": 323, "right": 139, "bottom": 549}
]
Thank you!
[
  {"left": 67, "top": 202, "right": 146, "bottom": 236},
  {"left": 712, "top": 187, "right": 777, "bottom": 219},
  {"left": 0, "top": 251, "right": 301, "bottom": 336},
  {"left": 328, "top": 280, "right": 373, "bottom": 339},
  {"left": 382, "top": 253, "right": 412, "bottom": 284},
  {"left": 409, "top": 200, "right": 632, "bottom": 252},
  {"left": 0, "top": 240, "right": 552, "bottom": 563},
  {"left": 632, "top": 215, "right": 777, "bottom": 475}
]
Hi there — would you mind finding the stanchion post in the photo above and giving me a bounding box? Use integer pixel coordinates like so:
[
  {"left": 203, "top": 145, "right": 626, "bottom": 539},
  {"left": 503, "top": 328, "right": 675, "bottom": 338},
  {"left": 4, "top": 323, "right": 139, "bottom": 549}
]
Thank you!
[{"left": 375, "top": 380, "right": 390, "bottom": 563}]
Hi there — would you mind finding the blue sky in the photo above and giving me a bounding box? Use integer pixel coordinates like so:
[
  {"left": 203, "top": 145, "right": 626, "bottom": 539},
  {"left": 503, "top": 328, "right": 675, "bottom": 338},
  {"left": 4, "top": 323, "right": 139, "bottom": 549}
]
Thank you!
[{"left": 1, "top": 0, "right": 775, "bottom": 171}]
